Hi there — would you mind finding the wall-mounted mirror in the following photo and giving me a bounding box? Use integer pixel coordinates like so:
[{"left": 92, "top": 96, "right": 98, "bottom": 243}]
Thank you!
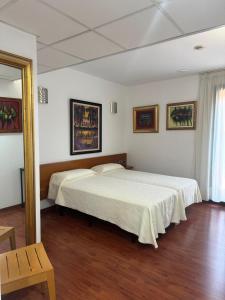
[
  {"left": 0, "top": 65, "right": 26, "bottom": 249},
  {"left": 0, "top": 50, "right": 36, "bottom": 250}
]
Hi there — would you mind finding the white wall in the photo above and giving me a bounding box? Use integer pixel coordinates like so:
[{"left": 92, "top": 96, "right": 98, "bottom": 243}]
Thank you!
[
  {"left": 38, "top": 68, "right": 127, "bottom": 164},
  {"left": 0, "top": 79, "right": 24, "bottom": 209},
  {"left": 38, "top": 70, "right": 199, "bottom": 184},
  {"left": 126, "top": 75, "right": 199, "bottom": 178},
  {"left": 0, "top": 79, "right": 22, "bottom": 98},
  {"left": 0, "top": 22, "right": 40, "bottom": 241}
]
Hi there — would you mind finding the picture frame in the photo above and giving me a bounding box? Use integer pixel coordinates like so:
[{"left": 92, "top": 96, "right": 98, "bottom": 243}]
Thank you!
[
  {"left": 0, "top": 97, "right": 22, "bottom": 133},
  {"left": 70, "top": 99, "right": 102, "bottom": 155},
  {"left": 133, "top": 104, "right": 159, "bottom": 133},
  {"left": 166, "top": 101, "right": 197, "bottom": 130}
]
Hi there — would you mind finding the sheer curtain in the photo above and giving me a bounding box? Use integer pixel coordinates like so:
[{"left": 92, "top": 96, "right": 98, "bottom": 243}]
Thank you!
[
  {"left": 195, "top": 70, "right": 225, "bottom": 201},
  {"left": 211, "top": 87, "right": 225, "bottom": 202}
]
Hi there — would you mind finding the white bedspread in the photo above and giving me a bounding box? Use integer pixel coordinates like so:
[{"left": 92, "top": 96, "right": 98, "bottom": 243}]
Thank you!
[
  {"left": 102, "top": 169, "right": 202, "bottom": 208},
  {"left": 50, "top": 174, "right": 187, "bottom": 248}
]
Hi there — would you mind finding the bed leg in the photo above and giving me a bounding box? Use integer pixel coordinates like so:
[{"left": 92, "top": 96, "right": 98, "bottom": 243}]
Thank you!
[
  {"left": 88, "top": 220, "right": 93, "bottom": 227},
  {"left": 58, "top": 206, "right": 65, "bottom": 216},
  {"left": 87, "top": 216, "right": 94, "bottom": 227},
  {"left": 131, "top": 236, "right": 136, "bottom": 243}
]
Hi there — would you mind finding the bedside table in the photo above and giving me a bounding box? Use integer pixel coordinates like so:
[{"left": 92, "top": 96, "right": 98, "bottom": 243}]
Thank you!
[{"left": 126, "top": 165, "right": 134, "bottom": 170}]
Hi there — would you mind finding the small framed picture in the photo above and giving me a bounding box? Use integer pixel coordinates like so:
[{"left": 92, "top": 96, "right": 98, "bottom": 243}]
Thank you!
[
  {"left": 133, "top": 105, "right": 159, "bottom": 133},
  {"left": 70, "top": 99, "right": 102, "bottom": 155},
  {"left": 166, "top": 101, "right": 197, "bottom": 130},
  {"left": 0, "top": 97, "right": 22, "bottom": 133}
]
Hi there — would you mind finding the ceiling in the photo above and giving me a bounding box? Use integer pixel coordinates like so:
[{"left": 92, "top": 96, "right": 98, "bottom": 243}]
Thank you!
[
  {"left": 0, "top": 64, "right": 21, "bottom": 81},
  {"left": 74, "top": 26, "right": 225, "bottom": 85},
  {"left": 0, "top": 0, "right": 224, "bottom": 84}
]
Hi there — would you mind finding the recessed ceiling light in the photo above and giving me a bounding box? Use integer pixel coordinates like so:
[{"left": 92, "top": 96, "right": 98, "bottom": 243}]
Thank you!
[
  {"left": 177, "top": 69, "right": 190, "bottom": 73},
  {"left": 194, "top": 45, "right": 204, "bottom": 50}
]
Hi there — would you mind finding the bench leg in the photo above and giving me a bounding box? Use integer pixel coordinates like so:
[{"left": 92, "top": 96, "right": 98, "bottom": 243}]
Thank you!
[
  {"left": 37, "top": 282, "right": 47, "bottom": 296},
  {"left": 9, "top": 229, "right": 16, "bottom": 250},
  {"left": 47, "top": 270, "right": 56, "bottom": 300}
]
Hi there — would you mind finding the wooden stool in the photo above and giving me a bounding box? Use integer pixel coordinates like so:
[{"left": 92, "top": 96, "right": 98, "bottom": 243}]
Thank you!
[
  {"left": 0, "top": 242, "right": 56, "bottom": 300},
  {"left": 0, "top": 226, "right": 16, "bottom": 250}
]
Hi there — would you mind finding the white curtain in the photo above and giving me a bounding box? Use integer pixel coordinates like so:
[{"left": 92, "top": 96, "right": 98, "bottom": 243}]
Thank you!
[
  {"left": 211, "top": 88, "right": 225, "bottom": 202},
  {"left": 195, "top": 70, "right": 225, "bottom": 201}
]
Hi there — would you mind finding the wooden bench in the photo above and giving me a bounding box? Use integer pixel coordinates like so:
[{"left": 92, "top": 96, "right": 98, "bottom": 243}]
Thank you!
[
  {"left": 0, "top": 226, "right": 16, "bottom": 250},
  {"left": 0, "top": 242, "right": 56, "bottom": 299}
]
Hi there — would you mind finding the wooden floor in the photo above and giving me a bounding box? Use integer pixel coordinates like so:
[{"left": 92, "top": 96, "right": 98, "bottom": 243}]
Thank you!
[
  {"left": 1, "top": 203, "right": 225, "bottom": 300},
  {"left": 0, "top": 206, "right": 26, "bottom": 252}
]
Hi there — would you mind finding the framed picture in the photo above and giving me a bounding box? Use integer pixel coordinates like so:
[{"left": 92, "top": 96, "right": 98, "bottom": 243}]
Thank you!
[
  {"left": 0, "top": 97, "right": 22, "bottom": 133},
  {"left": 70, "top": 99, "right": 102, "bottom": 155},
  {"left": 167, "top": 101, "right": 197, "bottom": 130},
  {"left": 133, "top": 105, "right": 159, "bottom": 133}
]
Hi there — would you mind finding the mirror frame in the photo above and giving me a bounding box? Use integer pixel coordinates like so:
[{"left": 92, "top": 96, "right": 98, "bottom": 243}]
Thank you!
[{"left": 0, "top": 50, "right": 36, "bottom": 245}]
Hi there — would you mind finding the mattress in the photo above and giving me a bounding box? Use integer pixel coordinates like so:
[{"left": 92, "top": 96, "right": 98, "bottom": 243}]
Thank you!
[
  {"left": 101, "top": 169, "right": 202, "bottom": 208},
  {"left": 48, "top": 173, "right": 186, "bottom": 248}
]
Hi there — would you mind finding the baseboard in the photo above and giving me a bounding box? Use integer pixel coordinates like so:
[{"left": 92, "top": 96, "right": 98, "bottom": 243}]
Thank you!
[
  {"left": 0, "top": 204, "right": 23, "bottom": 211},
  {"left": 0, "top": 200, "right": 55, "bottom": 211},
  {"left": 202, "top": 200, "right": 225, "bottom": 206}
]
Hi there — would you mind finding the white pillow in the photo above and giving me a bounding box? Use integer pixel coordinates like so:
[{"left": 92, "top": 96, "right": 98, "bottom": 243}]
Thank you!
[
  {"left": 50, "top": 168, "right": 96, "bottom": 186},
  {"left": 48, "top": 169, "right": 96, "bottom": 200},
  {"left": 91, "top": 163, "right": 124, "bottom": 174}
]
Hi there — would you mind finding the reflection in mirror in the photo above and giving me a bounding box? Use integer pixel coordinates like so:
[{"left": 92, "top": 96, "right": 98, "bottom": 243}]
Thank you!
[{"left": 0, "top": 64, "right": 25, "bottom": 252}]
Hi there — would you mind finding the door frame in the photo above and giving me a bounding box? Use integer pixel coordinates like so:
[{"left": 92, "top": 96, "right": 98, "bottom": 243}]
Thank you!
[{"left": 0, "top": 49, "right": 36, "bottom": 245}]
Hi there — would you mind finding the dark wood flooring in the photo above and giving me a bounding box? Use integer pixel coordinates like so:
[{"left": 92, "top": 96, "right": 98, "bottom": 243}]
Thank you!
[
  {"left": 1, "top": 203, "right": 225, "bottom": 300},
  {"left": 0, "top": 206, "right": 26, "bottom": 252}
]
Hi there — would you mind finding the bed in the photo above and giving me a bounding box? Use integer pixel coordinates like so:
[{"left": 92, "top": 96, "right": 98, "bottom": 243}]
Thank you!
[
  {"left": 40, "top": 153, "right": 201, "bottom": 248},
  {"left": 48, "top": 169, "right": 186, "bottom": 248},
  {"left": 92, "top": 163, "right": 202, "bottom": 208}
]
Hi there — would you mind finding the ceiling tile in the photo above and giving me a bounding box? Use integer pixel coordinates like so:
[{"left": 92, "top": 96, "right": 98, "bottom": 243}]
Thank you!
[
  {"left": 41, "top": 0, "right": 154, "bottom": 28},
  {"left": 161, "top": 0, "right": 225, "bottom": 33},
  {"left": 153, "top": 0, "right": 171, "bottom": 3},
  {"left": 97, "top": 6, "right": 181, "bottom": 49},
  {"left": 0, "top": 0, "right": 87, "bottom": 44},
  {"left": 37, "top": 42, "right": 46, "bottom": 50},
  {"left": 37, "top": 47, "right": 82, "bottom": 69},
  {"left": 0, "top": 0, "right": 12, "bottom": 9},
  {"left": 53, "top": 31, "right": 123, "bottom": 60},
  {"left": 37, "top": 64, "right": 53, "bottom": 74},
  {"left": 73, "top": 26, "right": 225, "bottom": 85},
  {"left": 0, "top": 64, "right": 21, "bottom": 80}
]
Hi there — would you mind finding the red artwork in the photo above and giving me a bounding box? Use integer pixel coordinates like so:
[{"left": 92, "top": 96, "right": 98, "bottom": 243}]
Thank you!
[
  {"left": 0, "top": 98, "right": 22, "bottom": 133},
  {"left": 135, "top": 108, "right": 156, "bottom": 130},
  {"left": 133, "top": 105, "right": 159, "bottom": 133}
]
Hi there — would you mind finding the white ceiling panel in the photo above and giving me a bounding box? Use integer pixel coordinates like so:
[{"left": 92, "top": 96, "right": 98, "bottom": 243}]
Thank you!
[
  {"left": 37, "top": 42, "right": 46, "bottom": 50},
  {"left": 97, "top": 6, "right": 181, "bottom": 49},
  {"left": 38, "top": 64, "right": 53, "bottom": 74},
  {"left": 41, "top": 0, "right": 154, "bottom": 28},
  {"left": 73, "top": 27, "right": 225, "bottom": 85},
  {"left": 0, "top": 0, "right": 12, "bottom": 9},
  {"left": 161, "top": 0, "right": 225, "bottom": 33},
  {"left": 38, "top": 47, "right": 82, "bottom": 69},
  {"left": 0, "top": 0, "right": 87, "bottom": 44},
  {"left": 53, "top": 31, "right": 123, "bottom": 60},
  {"left": 0, "top": 64, "right": 21, "bottom": 80}
]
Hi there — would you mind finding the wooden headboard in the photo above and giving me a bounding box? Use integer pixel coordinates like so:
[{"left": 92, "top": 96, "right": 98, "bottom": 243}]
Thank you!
[{"left": 40, "top": 153, "right": 127, "bottom": 200}]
